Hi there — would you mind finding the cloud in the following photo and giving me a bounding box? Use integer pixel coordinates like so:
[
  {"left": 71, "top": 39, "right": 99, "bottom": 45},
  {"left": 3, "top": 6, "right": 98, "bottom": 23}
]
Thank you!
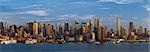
[
  {"left": 15, "top": 4, "right": 42, "bottom": 9},
  {"left": 96, "top": 0, "right": 143, "bottom": 4},
  {"left": 20, "top": 10, "right": 48, "bottom": 16},
  {"left": 144, "top": 5, "right": 150, "bottom": 12},
  {"left": 69, "top": 2, "right": 88, "bottom": 4},
  {"left": 98, "top": 7, "right": 109, "bottom": 10},
  {"left": 58, "top": 14, "right": 96, "bottom": 20},
  {"left": 144, "top": 1, "right": 150, "bottom": 28}
]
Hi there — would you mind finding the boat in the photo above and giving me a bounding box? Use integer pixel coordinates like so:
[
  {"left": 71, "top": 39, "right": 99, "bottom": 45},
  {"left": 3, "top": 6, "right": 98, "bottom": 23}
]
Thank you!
[
  {"left": 25, "top": 39, "right": 37, "bottom": 44},
  {"left": 94, "top": 41, "right": 100, "bottom": 45},
  {"left": 113, "top": 39, "right": 125, "bottom": 44},
  {"left": 0, "top": 40, "right": 17, "bottom": 44}
]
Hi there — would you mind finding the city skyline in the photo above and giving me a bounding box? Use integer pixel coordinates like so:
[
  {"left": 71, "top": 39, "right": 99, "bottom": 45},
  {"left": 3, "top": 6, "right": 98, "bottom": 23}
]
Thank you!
[{"left": 0, "top": 0, "right": 149, "bottom": 52}]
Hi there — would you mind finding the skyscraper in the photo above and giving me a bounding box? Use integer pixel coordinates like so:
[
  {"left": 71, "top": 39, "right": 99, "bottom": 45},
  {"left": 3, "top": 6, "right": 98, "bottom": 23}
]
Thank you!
[
  {"left": 89, "top": 18, "right": 94, "bottom": 33},
  {"left": 33, "top": 20, "right": 38, "bottom": 35},
  {"left": 129, "top": 22, "right": 134, "bottom": 33},
  {"left": 96, "top": 18, "right": 105, "bottom": 42},
  {"left": 75, "top": 20, "right": 80, "bottom": 35},
  {"left": 96, "top": 18, "right": 100, "bottom": 41},
  {"left": 39, "top": 21, "right": 43, "bottom": 36},
  {"left": 46, "top": 24, "right": 52, "bottom": 36},
  {"left": 0, "top": 22, "right": 3, "bottom": 35},
  {"left": 117, "top": 17, "right": 120, "bottom": 36},
  {"left": 9, "top": 25, "right": 17, "bottom": 36},
  {"left": 81, "top": 22, "right": 86, "bottom": 35},
  {"left": 18, "top": 26, "right": 24, "bottom": 37},
  {"left": 27, "top": 22, "right": 33, "bottom": 35},
  {"left": 64, "top": 21, "right": 69, "bottom": 32},
  {"left": 0, "top": 22, "right": 3, "bottom": 29}
]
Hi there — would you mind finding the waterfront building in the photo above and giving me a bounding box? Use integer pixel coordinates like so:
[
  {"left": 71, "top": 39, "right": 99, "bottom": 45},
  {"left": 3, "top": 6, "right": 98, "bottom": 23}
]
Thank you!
[
  {"left": 123, "top": 27, "right": 129, "bottom": 39},
  {"left": 128, "top": 32, "right": 138, "bottom": 41},
  {"left": 33, "top": 20, "right": 38, "bottom": 35}
]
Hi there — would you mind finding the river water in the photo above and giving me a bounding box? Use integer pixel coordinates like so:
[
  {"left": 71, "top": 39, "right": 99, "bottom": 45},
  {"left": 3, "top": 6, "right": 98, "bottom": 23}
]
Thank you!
[{"left": 0, "top": 42, "right": 149, "bottom": 52}]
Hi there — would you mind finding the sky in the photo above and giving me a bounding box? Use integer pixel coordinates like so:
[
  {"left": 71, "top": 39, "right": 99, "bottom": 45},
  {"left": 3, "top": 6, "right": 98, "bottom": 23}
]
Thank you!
[{"left": 0, "top": 0, "right": 149, "bottom": 29}]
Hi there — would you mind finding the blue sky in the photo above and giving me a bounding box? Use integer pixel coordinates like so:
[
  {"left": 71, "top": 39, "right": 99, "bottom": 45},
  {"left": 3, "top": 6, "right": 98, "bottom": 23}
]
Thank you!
[{"left": 0, "top": 0, "right": 149, "bottom": 28}]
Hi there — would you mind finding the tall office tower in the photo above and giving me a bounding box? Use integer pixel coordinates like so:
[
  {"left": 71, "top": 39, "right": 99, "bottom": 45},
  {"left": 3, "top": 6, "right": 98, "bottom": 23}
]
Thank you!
[
  {"left": 64, "top": 21, "right": 69, "bottom": 40},
  {"left": 55, "top": 24, "right": 59, "bottom": 38},
  {"left": 43, "top": 24, "right": 46, "bottom": 37},
  {"left": 120, "top": 26, "right": 123, "bottom": 38},
  {"left": 96, "top": 18, "right": 105, "bottom": 42},
  {"left": 58, "top": 24, "right": 63, "bottom": 39},
  {"left": 144, "top": 28, "right": 147, "bottom": 35},
  {"left": 75, "top": 20, "right": 80, "bottom": 29},
  {"left": 4, "top": 21, "right": 8, "bottom": 30},
  {"left": 70, "top": 26, "right": 75, "bottom": 37},
  {"left": 3, "top": 21, "right": 8, "bottom": 35},
  {"left": 75, "top": 20, "right": 80, "bottom": 35},
  {"left": 27, "top": 22, "right": 33, "bottom": 35},
  {"left": 89, "top": 18, "right": 94, "bottom": 33},
  {"left": 117, "top": 17, "right": 120, "bottom": 36},
  {"left": 129, "top": 22, "right": 134, "bottom": 33},
  {"left": 51, "top": 25, "right": 55, "bottom": 36},
  {"left": 104, "top": 26, "right": 108, "bottom": 38},
  {"left": 46, "top": 24, "right": 52, "bottom": 36},
  {"left": 96, "top": 18, "right": 100, "bottom": 41},
  {"left": 137, "top": 26, "right": 144, "bottom": 36},
  {"left": 88, "top": 18, "right": 95, "bottom": 40},
  {"left": 33, "top": 20, "right": 38, "bottom": 35},
  {"left": 81, "top": 22, "right": 86, "bottom": 35},
  {"left": 0, "top": 22, "right": 3, "bottom": 31},
  {"left": 18, "top": 26, "right": 24, "bottom": 37},
  {"left": 0, "top": 22, "right": 3, "bottom": 35},
  {"left": 64, "top": 21, "right": 69, "bottom": 32},
  {"left": 39, "top": 21, "right": 43, "bottom": 36},
  {"left": 139, "top": 26, "right": 144, "bottom": 33},
  {"left": 95, "top": 18, "right": 103, "bottom": 28},
  {"left": 99, "top": 27, "right": 105, "bottom": 42}
]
